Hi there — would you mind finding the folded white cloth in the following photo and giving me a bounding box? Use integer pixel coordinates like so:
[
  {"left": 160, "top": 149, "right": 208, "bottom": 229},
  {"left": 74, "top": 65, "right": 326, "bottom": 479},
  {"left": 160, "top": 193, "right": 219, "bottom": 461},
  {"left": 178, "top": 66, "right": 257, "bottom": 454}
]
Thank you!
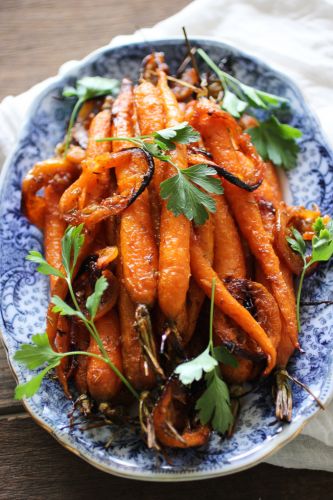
[{"left": 1, "top": 0, "right": 333, "bottom": 472}]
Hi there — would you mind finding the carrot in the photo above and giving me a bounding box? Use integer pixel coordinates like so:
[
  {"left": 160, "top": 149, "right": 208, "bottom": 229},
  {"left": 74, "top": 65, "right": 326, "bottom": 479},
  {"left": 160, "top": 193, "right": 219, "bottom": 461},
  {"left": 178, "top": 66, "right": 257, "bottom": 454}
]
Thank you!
[
  {"left": 213, "top": 195, "right": 246, "bottom": 280},
  {"left": 86, "top": 310, "right": 123, "bottom": 402},
  {"left": 112, "top": 79, "right": 158, "bottom": 306},
  {"left": 59, "top": 105, "right": 112, "bottom": 214},
  {"left": 157, "top": 70, "right": 191, "bottom": 332},
  {"left": 153, "top": 379, "right": 210, "bottom": 448},
  {"left": 192, "top": 100, "right": 298, "bottom": 349},
  {"left": 190, "top": 231, "right": 276, "bottom": 375},
  {"left": 185, "top": 215, "right": 214, "bottom": 345},
  {"left": 22, "top": 157, "right": 78, "bottom": 229},
  {"left": 134, "top": 80, "right": 166, "bottom": 240},
  {"left": 117, "top": 259, "right": 156, "bottom": 390}
]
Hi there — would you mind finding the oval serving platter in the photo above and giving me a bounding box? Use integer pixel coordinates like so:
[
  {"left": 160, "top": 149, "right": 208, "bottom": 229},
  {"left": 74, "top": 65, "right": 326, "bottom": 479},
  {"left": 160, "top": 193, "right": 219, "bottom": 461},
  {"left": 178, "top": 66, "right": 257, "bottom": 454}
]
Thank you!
[{"left": 1, "top": 38, "right": 333, "bottom": 481}]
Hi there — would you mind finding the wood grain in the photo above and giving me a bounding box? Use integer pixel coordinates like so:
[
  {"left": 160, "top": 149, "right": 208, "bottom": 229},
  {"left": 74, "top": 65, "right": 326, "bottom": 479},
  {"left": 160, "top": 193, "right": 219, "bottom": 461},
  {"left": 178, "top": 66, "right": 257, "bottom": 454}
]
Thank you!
[
  {"left": 0, "top": 0, "right": 190, "bottom": 100},
  {"left": 0, "top": 416, "right": 332, "bottom": 500}
]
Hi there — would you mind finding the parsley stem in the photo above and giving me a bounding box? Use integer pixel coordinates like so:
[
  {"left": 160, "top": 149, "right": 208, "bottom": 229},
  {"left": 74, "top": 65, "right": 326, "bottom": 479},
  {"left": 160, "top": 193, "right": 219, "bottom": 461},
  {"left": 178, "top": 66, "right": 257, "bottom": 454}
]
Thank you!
[
  {"left": 96, "top": 137, "right": 142, "bottom": 146},
  {"left": 64, "top": 97, "right": 84, "bottom": 155},
  {"left": 209, "top": 278, "right": 216, "bottom": 353},
  {"left": 296, "top": 260, "right": 311, "bottom": 333}
]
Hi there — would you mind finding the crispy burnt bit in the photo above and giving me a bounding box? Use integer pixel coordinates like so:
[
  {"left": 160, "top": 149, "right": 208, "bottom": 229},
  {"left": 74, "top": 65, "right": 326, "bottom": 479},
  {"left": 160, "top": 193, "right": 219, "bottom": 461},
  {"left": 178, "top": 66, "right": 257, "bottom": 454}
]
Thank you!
[
  {"left": 171, "top": 68, "right": 200, "bottom": 102},
  {"left": 152, "top": 378, "right": 210, "bottom": 449}
]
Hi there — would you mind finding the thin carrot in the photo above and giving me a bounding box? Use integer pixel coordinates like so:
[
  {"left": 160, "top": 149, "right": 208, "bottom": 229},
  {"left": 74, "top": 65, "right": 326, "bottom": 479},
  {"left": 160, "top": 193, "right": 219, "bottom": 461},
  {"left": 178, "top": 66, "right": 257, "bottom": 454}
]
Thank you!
[
  {"left": 87, "top": 310, "right": 123, "bottom": 402},
  {"left": 157, "top": 70, "right": 191, "bottom": 333},
  {"left": 113, "top": 79, "right": 158, "bottom": 306}
]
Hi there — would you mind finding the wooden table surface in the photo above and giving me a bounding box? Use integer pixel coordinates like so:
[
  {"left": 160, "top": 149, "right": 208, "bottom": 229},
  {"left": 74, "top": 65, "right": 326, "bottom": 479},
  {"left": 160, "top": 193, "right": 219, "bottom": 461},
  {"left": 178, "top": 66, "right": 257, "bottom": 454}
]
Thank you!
[{"left": 1, "top": 1, "right": 332, "bottom": 498}]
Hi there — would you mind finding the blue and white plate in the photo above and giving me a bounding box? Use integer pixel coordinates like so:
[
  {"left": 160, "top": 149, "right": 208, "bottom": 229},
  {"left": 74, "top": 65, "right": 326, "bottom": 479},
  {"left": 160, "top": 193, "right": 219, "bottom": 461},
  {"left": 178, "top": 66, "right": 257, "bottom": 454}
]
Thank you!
[{"left": 1, "top": 38, "right": 333, "bottom": 481}]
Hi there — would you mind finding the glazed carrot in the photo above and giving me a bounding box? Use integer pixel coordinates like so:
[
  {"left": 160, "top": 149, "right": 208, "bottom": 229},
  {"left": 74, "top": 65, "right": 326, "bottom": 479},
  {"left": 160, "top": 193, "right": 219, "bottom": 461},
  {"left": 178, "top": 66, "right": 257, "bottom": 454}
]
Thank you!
[
  {"left": 185, "top": 215, "right": 214, "bottom": 345},
  {"left": 210, "top": 194, "right": 258, "bottom": 383},
  {"left": 157, "top": 70, "right": 191, "bottom": 332},
  {"left": 153, "top": 379, "right": 210, "bottom": 448},
  {"left": 117, "top": 260, "right": 156, "bottom": 390},
  {"left": 134, "top": 80, "right": 166, "bottom": 240},
  {"left": 87, "top": 310, "right": 123, "bottom": 402},
  {"left": 22, "top": 158, "right": 78, "bottom": 229},
  {"left": 71, "top": 321, "right": 90, "bottom": 395},
  {"left": 113, "top": 79, "right": 158, "bottom": 306},
  {"left": 44, "top": 185, "right": 66, "bottom": 293},
  {"left": 213, "top": 194, "right": 246, "bottom": 280},
  {"left": 59, "top": 104, "right": 112, "bottom": 214},
  {"left": 190, "top": 231, "right": 276, "bottom": 375},
  {"left": 192, "top": 100, "right": 298, "bottom": 349}
]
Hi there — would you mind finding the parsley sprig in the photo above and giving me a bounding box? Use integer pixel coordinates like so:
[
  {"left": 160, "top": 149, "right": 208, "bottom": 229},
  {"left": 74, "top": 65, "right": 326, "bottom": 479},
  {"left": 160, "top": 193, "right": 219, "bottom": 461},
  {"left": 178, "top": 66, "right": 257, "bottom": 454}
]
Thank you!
[
  {"left": 99, "top": 122, "right": 223, "bottom": 225},
  {"left": 287, "top": 217, "right": 333, "bottom": 331},
  {"left": 175, "top": 278, "right": 236, "bottom": 434},
  {"left": 197, "top": 48, "right": 287, "bottom": 118},
  {"left": 62, "top": 76, "right": 120, "bottom": 153},
  {"left": 247, "top": 116, "right": 302, "bottom": 171},
  {"left": 15, "top": 225, "right": 139, "bottom": 400},
  {"left": 197, "top": 48, "right": 303, "bottom": 170}
]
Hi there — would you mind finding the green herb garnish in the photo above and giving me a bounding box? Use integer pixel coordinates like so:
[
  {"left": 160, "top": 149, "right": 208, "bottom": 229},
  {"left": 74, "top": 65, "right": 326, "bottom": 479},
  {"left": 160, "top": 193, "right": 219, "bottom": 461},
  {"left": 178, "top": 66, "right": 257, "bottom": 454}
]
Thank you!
[
  {"left": 175, "top": 278, "right": 236, "bottom": 434},
  {"left": 197, "top": 48, "right": 287, "bottom": 117},
  {"left": 160, "top": 164, "right": 223, "bottom": 225},
  {"left": 15, "top": 224, "right": 139, "bottom": 400},
  {"left": 99, "top": 122, "right": 223, "bottom": 225},
  {"left": 197, "top": 48, "right": 303, "bottom": 171},
  {"left": 247, "top": 115, "right": 303, "bottom": 170},
  {"left": 287, "top": 217, "right": 333, "bottom": 331},
  {"left": 62, "top": 76, "right": 119, "bottom": 153}
]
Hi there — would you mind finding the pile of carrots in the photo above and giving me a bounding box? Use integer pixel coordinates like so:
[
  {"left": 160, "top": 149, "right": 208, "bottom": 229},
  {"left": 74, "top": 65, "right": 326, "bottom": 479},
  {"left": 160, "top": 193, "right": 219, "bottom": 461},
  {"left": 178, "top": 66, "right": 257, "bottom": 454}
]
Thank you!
[{"left": 21, "top": 52, "right": 320, "bottom": 449}]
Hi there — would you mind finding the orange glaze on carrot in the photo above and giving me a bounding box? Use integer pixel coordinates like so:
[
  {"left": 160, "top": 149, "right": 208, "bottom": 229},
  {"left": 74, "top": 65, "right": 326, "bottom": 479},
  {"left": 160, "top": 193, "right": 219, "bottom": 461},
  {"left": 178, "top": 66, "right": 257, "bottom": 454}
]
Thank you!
[
  {"left": 157, "top": 70, "right": 191, "bottom": 332},
  {"left": 86, "top": 310, "right": 123, "bottom": 402},
  {"left": 112, "top": 79, "right": 158, "bottom": 306}
]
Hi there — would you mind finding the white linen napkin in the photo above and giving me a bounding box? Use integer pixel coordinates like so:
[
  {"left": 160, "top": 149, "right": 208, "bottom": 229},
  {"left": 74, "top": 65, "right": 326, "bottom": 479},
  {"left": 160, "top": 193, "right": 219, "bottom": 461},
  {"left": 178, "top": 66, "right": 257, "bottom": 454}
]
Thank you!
[{"left": 1, "top": 0, "right": 333, "bottom": 471}]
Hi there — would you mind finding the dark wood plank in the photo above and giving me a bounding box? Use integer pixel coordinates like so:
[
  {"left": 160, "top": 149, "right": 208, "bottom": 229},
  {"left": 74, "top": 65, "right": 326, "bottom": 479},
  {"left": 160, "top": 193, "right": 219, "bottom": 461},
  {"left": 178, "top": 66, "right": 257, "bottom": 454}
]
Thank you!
[
  {"left": 0, "top": 0, "right": 190, "bottom": 100},
  {"left": 0, "top": 415, "right": 332, "bottom": 500},
  {"left": 0, "top": 342, "right": 24, "bottom": 415}
]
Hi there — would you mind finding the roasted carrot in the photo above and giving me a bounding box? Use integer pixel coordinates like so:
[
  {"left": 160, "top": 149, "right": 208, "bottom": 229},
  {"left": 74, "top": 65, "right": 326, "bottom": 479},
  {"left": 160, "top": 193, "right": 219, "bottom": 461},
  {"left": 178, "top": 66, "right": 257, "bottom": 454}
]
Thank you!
[
  {"left": 117, "top": 259, "right": 156, "bottom": 390},
  {"left": 185, "top": 215, "right": 214, "bottom": 345},
  {"left": 157, "top": 70, "right": 191, "bottom": 333},
  {"left": 86, "top": 310, "right": 123, "bottom": 402},
  {"left": 59, "top": 104, "right": 112, "bottom": 214},
  {"left": 153, "top": 379, "right": 210, "bottom": 448},
  {"left": 112, "top": 79, "right": 158, "bottom": 306},
  {"left": 190, "top": 231, "right": 276, "bottom": 375},
  {"left": 213, "top": 194, "right": 246, "bottom": 280},
  {"left": 134, "top": 80, "right": 166, "bottom": 240},
  {"left": 22, "top": 158, "right": 78, "bottom": 229},
  {"left": 192, "top": 100, "right": 298, "bottom": 349}
]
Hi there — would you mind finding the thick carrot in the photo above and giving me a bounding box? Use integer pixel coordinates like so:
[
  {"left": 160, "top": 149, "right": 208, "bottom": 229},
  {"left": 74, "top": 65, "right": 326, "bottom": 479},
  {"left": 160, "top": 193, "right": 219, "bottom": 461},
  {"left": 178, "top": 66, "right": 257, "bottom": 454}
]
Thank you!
[
  {"left": 59, "top": 105, "right": 112, "bottom": 214},
  {"left": 157, "top": 70, "right": 191, "bottom": 331},
  {"left": 112, "top": 79, "right": 158, "bottom": 306},
  {"left": 190, "top": 231, "right": 276, "bottom": 375},
  {"left": 87, "top": 310, "right": 123, "bottom": 402},
  {"left": 117, "top": 259, "right": 156, "bottom": 390}
]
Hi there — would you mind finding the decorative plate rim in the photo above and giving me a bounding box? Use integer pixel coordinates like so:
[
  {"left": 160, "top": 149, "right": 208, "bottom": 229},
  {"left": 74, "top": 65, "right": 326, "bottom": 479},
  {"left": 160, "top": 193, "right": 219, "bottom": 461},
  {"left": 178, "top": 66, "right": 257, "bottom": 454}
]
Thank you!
[{"left": 1, "top": 36, "right": 333, "bottom": 482}]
